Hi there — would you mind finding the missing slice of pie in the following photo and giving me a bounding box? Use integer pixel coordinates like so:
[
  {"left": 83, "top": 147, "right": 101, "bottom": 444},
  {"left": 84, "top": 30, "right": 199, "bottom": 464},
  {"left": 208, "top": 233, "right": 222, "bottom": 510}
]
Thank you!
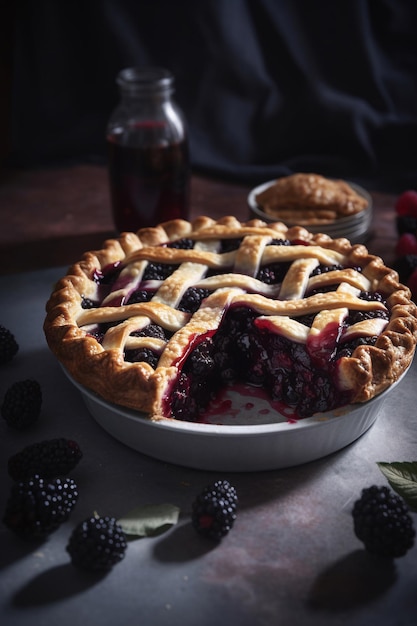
[{"left": 44, "top": 216, "right": 417, "bottom": 422}]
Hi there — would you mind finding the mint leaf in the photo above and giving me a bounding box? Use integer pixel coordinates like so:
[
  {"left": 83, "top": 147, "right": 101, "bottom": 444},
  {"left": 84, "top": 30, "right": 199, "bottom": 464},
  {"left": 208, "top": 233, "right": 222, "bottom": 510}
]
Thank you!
[
  {"left": 118, "top": 503, "right": 180, "bottom": 537},
  {"left": 377, "top": 461, "right": 417, "bottom": 512}
]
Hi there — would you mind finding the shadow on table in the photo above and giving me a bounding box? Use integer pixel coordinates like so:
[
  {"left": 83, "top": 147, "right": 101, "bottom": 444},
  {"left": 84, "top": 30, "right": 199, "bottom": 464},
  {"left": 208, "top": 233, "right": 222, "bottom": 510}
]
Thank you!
[
  {"left": 307, "top": 549, "right": 397, "bottom": 611},
  {"left": 153, "top": 521, "right": 217, "bottom": 563},
  {"left": 12, "top": 563, "right": 106, "bottom": 607}
]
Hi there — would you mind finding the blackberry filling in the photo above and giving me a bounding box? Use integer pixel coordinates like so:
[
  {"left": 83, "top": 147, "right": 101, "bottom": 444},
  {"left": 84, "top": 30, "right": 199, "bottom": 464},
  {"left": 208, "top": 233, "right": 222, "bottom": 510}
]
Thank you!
[
  {"left": 170, "top": 338, "right": 220, "bottom": 420},
  {"left": 126, "top": 347, "right": 159, "bottom": 368},
  {"left": 73, "top": 230, "right": 398, "bottom": 422},
  {"left": 219, "top": 238, "right": 242, "bottom": 253},
  {"left": 44, "top": 215, "right": 417, "bottom": 430},
  {"left": 86, "top": 319, "right": 122, "bottom": 344},
  {"left": 311, "top": 263, "right": 344, "bottom": 276},
  {"left": 125, "top": 324, "right": 168, "bottom": 365},
  {"left": 256, "top": 240, "right": 292, "bottom": 284},
  {"left": 178, "top": 288, "right": 212, "bottom": 313},
  {"left": 168, "top": 302, "right": 361, "bottom": 421},
  {"left": 93, "top": 262, "right": 123, "bottom": 286},
  {"left": 126, "top": 289, "right": 154, "bottom": 304},
  {"left": 166, "top": 238, "right": 195, "bottom": 249},
  {"left": 262, "top": 333, "right": 351, "bottom": 417},
  {"left": 256, "top": 263, "right": 291, "bottom": 284},
  {"left": 81, "top": 296, "right": 99, "bottom": 309},
  {"left": 143, "top": 263, "right": 178, "bottom": 281},
  {"left": 336, "top": 336, "right": 378, "bottom": 359}
]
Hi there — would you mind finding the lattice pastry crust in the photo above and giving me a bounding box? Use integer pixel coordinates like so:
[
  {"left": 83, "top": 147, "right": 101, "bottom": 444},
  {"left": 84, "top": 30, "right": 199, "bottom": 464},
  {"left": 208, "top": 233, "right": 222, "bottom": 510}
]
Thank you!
[{"left": 44, "top": 216, "right": 417, "bottom": 421}]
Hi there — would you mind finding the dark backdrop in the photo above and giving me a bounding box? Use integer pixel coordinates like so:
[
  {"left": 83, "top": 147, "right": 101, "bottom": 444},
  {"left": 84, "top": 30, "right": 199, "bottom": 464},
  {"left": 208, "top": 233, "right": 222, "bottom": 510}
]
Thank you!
[{"left": 5, "top": 0, "right": 417, "bottom": 192}]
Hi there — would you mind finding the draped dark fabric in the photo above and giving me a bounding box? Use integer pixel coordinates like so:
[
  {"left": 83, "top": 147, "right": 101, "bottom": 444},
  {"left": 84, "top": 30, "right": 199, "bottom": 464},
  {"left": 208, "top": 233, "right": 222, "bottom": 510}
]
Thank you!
[{"left": 8, "top": 0, "right": 417, "bottom": 192}]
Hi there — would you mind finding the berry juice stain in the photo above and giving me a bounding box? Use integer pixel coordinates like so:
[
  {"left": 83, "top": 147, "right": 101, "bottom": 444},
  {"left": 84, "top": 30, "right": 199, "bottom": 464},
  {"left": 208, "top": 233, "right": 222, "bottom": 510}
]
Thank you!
[
  {"left": 199, "top": 383, "right": 297, "bottom": 425},
  {"left": 107, "top": 130, "right": 190, "bottom": 232}
]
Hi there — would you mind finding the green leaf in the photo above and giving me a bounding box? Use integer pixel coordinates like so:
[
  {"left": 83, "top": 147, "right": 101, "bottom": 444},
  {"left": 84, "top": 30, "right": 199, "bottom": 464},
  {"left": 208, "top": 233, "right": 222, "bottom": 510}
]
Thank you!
[
  {"left": 377, "top": 461, "right": 417, "bottom": 512},
  {"left": 118, "top": 503, "right": 180, "bottom": 537}
]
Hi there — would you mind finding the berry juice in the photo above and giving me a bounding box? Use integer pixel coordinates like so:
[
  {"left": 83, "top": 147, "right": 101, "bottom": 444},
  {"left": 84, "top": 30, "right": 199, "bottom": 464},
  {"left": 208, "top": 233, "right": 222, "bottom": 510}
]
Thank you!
[{"left": 107, "top": 130, "right": 190, "bottom": 233}]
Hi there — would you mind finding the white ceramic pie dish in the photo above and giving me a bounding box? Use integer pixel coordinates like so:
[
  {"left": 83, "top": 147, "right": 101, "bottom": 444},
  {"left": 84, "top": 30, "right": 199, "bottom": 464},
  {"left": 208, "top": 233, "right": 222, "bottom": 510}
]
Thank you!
[
  {"left": 64, "top": 367, "right": 408, "bottom": 472},
  {"left": 248, "top": 179, "right": 373, "bottom": 243}
]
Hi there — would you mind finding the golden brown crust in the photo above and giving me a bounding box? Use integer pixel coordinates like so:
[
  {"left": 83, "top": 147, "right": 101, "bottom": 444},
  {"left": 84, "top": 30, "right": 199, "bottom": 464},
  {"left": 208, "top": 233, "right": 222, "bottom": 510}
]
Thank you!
[
  {"left": 44, "top": 216, "right": 417, "bottom": 420},
  {"left": 255, "top": 173, "right": 369, "bottom": 223}
]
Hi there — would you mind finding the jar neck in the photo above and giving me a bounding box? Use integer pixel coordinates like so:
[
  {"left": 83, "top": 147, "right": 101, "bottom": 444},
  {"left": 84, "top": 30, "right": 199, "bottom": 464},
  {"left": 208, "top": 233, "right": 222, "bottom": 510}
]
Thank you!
[{"left": 117, "top": 67, "right": 175, "bottom": 103}]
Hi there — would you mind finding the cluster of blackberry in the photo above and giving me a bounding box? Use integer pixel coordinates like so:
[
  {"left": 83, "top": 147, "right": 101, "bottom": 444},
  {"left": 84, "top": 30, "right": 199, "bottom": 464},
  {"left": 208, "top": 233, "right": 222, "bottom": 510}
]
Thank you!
[
  {"left": 125, "top": 323, "right": 169, "bottom": 367},
  {"left": 0, "top": 322, "right": 127, "bottom": 572},
  {"left": 2, "top": 434, "right": 127, "bottom": 571},
  {"left": 0, "top": 325, "right": 238, "bottom": 559},
  {"left": 266, "top": 333, "right": 353, "bottom": 417},
  {"left": 0, "top": 327, "right": 36, "bottom": 434},
  {"left": 3, "top": 474, "right": 79, "bottom": 538},
  {"left": 3, "top": 438, "right": 82, "bottom": 537},
  {"left": 1, "top": 323, "right": 240, "bottom": 568},
  {"left": 0, "top": 335, "right": 81, "bottom": 541},
  {"left": 334, "top": 291, "right": 388, "bottom": 360},
  {"left": 1, "top": 325, "right": 43, "bottom": 430}
]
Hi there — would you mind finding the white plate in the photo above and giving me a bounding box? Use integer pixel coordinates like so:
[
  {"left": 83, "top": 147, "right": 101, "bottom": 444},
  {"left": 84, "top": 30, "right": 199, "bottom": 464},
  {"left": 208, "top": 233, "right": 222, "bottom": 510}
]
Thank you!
[
  {"left": 65, "top": 369, "right": 408, "bottom": 472},
  {"left": 248, "top": 179, "right": 373, "bottom": 242}
]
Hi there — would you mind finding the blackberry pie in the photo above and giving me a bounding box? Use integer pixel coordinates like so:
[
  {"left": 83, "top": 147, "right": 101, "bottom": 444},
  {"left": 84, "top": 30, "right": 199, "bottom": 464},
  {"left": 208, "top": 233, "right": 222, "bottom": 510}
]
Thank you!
[{"left": 44, "top": 217, "right": 417, "bottom": 422}]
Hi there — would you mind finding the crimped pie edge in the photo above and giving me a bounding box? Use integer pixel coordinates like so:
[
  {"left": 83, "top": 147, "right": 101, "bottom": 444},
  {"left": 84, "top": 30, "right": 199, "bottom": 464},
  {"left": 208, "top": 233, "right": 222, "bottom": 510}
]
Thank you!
[{"left": 43, "top": 216, "right": 417, "bottom": 420}]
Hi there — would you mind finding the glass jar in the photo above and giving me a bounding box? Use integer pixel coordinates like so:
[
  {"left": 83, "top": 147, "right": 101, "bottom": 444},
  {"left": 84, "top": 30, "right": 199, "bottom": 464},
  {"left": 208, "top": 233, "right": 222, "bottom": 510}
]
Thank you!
[{"left": 106, "top": 67, "right": 190, "bottom": 232}]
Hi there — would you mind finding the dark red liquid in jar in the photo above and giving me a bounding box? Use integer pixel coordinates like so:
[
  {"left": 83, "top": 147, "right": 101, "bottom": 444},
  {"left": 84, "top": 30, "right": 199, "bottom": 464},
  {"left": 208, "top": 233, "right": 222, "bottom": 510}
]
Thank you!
[{"left": 107, "top": 127, "right": 190, "bottom": 232}]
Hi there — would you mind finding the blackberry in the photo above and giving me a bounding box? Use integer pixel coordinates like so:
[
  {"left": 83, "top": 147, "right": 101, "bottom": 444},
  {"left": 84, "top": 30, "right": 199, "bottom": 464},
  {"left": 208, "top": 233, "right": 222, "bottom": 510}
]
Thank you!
[
  {"left": 268, "top": 238, "right": 291, "bottom": 246},
  {"left": 352, "top": 485, "right": 415, "bottom": 558},
  {"left": 67, "top": 516, "right": 127, "bottom": 571},
  {"left": 311, "top": 263, "right": 344, "bottom": 276},
  {"left": 87, "top": 327, "right": 104, "bottom": 343},
  {"left": 81, "top": 296, "right": 98, "bottom": 309},
  {"left": 392, "top": 254, "right": 417, "bottom": 284},
  {"left": 256, "top": 262, "right": 290, "bottom": 284},
  {"left": 167, "top": 238, "right": 194, "bottom": 249},
  {"left": 127, "top": 289, "right": 153, "bottom": 304},
  {"left": 256, "top": 266, "right": 277, "bottom": 284},
  {"left": 0, "top": 324, "right": 19, "bottom": 364},
  {"left": 396, "top": 214, "right": 417, "bottom": 236},
  {"left": 178, "top": 287, "right": 211, "bottom": 313},
  {"left": 125, "top": 347, "right": 159, "bottom": 368},
  {"left": 358, "top": 290, "right": 385, "bottom": 303},
  {"left": 125, "top": 323, "right": 167, "bottom": 365},
  {"left": 170, "top": 372, "right": 192, "bottom": 420},
  {"left": 143, "top": 262, "right": 177, "bottom": 281},
  {"left": 187, "top": 338, "right": 216, "bottom": 377},
  {"left": 348, "top": 308, "right": 389, "bottom": 325},
  {"left": 3, "top": 475, "right": 78, "bottom": 538},
  {"left": 220, "top": 238, "right": 242, "bottom": 253},
  {"left": 131, "top": 323, "right": 166, "bottom": 340},
  {"left": 192, "top": 480, "right": 238, "bottom": 540},
  {"left": 1, "top": 379, "right": 42, "bottom": 430},
  {"left": 8, "top": 438, "right": 83, "bottom": 481},
  {"left": 336, "top": 336, "right": 377, "bottom": 359}
]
